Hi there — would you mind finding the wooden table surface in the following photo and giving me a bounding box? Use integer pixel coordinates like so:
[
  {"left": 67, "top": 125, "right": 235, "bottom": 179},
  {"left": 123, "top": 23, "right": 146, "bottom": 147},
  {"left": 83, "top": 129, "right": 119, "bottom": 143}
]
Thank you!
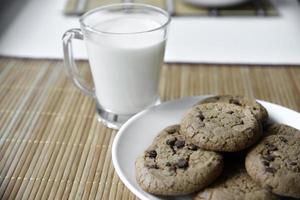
[{"left": 0, "top": 57, "right": 299, "bottom": 199}]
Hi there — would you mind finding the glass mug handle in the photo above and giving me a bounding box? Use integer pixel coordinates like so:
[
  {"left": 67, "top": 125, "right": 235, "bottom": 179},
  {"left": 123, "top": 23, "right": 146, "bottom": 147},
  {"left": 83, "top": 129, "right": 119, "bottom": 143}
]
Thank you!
[{"left": 62, "top": 28, "right": 95, "bottom": 97}]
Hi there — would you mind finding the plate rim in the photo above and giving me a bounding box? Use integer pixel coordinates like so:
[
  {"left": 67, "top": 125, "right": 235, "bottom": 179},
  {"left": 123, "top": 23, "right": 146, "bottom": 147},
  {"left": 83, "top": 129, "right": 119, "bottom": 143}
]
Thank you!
[
  {"left": 112, "top": 96, "right": 202, "bottom": 200},
  {"left": 112, "top": 96, "right": 300, "bottom": 200}
]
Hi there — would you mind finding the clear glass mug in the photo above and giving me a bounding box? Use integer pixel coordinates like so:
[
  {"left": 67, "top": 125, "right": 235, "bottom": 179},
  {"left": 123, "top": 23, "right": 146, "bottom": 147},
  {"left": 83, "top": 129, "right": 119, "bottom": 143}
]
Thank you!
[{"left": 62, "top": 3, "right": 170, "bottom": 129}]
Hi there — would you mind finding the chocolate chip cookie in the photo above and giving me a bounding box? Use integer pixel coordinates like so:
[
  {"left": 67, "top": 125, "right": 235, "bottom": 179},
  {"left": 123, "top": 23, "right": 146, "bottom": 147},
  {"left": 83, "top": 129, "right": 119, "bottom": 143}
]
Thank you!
[
  {"left": 245, "top": 135, "right": 300, "bottom": 198},
  {"left": 194, "top": 165, "right": 279, "bottom": 200},
  {"left": 196, "top": 95, "right": 268, "bottom": 124},
  {"left": 181, "top": 103, "right": 262, "bottom": 152},
  {"left": 135, "top": 125, "right": 224, "bottom": 196},
  {"left": 264, "top": 123, "right": 300, "bottom": 137}
]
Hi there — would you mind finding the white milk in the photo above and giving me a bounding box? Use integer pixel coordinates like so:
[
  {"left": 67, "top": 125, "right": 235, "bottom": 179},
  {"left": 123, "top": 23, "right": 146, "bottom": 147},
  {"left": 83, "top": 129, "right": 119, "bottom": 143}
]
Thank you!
[{"left": 85, "top": 17, "right": 166, "bottom": 115}]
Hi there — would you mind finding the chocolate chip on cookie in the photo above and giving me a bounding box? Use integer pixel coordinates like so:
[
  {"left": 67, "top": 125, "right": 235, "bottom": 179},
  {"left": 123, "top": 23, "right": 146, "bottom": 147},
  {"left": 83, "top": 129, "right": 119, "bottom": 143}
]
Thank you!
[
  {"left": 262, "top": 155, "right": 275, "bottom": 162},
  {"left": 174, "top": 140, "right": 185, "bottom": 148},
  {"left": 177, "top": 158, "right": 189, "bottom": 169},
  {"left": 196, "top": 113, "right": 205, "bottom": 121},
  {"left": 148, "top": 164, "right": 159, "bottom": 169},
  {"left": 278, "top": 136, "right": 288, "bottom": 143},
  {"left": 165, "top": 126, "right": 178, "bottom": 134},
  {"left": 166, "top": 137, "right": 177, "bottom": 146},
  {"left": 290, "top": 162, "right": 297, "bottom": 166},
  {"left": 262, "top": 160, "right": 270, "bottom": 166},
  {"left": 146, "top": 150, "right": 157, "bottom": 158},
  {"left": 265, "top": 144, "right": 278, "bottom": 151},
  {"left": 265, "top": 167, "right": 276, "bottom": 174}
]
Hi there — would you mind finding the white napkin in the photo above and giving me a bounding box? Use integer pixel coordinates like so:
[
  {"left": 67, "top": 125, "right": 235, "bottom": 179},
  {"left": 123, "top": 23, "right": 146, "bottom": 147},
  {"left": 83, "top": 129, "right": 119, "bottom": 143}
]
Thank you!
[{"left": 0, "top": 0, "right": 300, "bottom": 65}]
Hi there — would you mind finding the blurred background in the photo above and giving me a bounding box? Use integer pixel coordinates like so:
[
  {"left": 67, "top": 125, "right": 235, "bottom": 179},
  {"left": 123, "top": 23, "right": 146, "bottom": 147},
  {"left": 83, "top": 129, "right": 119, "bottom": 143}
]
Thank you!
[{"left": 1, "top": 0, "right": 300, "bottom": 65}]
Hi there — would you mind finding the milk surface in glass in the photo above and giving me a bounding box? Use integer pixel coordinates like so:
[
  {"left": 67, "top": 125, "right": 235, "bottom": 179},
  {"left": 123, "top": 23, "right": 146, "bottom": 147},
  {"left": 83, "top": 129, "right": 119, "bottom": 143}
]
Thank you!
[{"left": 85, "top": 17, "right": 166, "bottom": 115}]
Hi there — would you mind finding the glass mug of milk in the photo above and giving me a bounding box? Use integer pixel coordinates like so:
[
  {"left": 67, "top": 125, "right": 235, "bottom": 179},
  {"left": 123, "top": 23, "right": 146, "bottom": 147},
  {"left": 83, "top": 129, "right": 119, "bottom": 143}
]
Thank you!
[{"left": 62, "top": 3, "right": 170, "bottom": 129}]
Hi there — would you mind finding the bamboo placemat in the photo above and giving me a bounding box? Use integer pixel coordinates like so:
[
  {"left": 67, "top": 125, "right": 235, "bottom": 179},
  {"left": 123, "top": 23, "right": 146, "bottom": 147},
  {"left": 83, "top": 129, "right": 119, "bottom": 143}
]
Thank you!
[
  {"left": 0, "top": 57, "right": 300, "bottom": 199},
  {"left": 64, "top": 0, "right": 278, "bottom": 16}
]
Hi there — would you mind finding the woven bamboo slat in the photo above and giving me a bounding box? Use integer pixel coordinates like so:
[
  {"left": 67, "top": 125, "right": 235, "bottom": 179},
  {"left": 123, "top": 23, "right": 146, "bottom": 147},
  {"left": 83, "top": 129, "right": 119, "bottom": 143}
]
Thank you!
[{"left": 0, "top": 57, "right": 299, "bottom": 199}]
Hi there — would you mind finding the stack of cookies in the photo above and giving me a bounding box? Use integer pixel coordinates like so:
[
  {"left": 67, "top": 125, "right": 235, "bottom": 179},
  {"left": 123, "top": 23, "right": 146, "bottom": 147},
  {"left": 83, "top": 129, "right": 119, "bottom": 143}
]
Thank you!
[{"left": 135, "top": 95, "right": 300, "bottom": 199}]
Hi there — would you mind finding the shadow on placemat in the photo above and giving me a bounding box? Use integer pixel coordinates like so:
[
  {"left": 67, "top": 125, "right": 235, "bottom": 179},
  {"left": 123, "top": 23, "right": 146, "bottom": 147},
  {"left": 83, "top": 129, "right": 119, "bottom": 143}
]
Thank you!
[{"left": 64, "top": 0, "right": 278, "bottom": 17}]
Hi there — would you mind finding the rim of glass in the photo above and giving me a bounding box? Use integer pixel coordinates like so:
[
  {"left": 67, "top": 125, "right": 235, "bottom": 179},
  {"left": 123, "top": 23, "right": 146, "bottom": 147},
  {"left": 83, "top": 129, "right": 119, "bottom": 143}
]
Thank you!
[{"left": 79, "top": 3, "right": 171, "bottom": 35}]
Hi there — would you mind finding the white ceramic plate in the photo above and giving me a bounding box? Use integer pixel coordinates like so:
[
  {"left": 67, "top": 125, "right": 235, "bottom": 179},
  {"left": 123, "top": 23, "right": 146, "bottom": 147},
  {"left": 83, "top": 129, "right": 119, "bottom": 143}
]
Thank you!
[
  {"left": 112, "top": 96, "right": 300, "bottom": 200},
  {"left": 183, "top": 0, "right": 249, "bottom": 7}
]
